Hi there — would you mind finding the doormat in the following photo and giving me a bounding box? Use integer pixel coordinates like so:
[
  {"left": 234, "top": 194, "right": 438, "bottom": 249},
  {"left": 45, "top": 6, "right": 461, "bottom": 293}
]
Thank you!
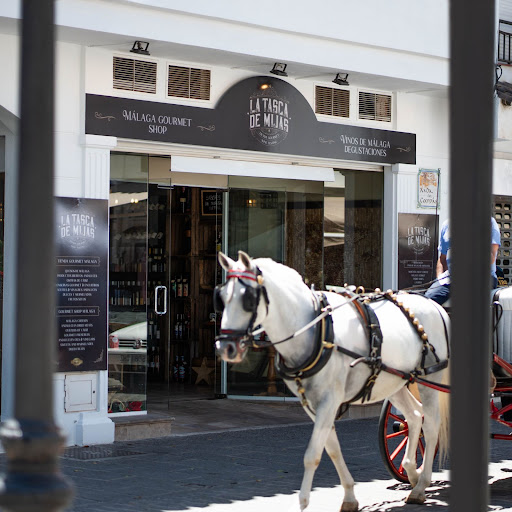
[{"left": 62, "top": 445, "right": 144, "bottom": 460}]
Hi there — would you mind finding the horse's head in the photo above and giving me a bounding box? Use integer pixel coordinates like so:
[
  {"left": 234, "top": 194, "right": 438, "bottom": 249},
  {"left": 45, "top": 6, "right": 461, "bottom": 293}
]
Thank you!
[{"left": 214, "top": 250, "right": 269, "bottom": 363}]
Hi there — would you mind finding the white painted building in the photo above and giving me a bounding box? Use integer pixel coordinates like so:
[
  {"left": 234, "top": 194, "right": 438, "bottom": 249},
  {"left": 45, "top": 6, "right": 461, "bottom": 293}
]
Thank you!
[{"left": 0, "top": 0, "right": 505, "bottom": 446}]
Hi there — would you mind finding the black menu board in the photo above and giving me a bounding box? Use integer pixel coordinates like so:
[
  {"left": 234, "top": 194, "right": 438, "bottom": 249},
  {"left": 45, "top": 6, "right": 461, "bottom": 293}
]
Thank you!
[
  {"left": 56, "top": 197, "right": 108, "bottom": 372},
  {"left": 398, "top": 213, "right": 438, "bottom": 290}
]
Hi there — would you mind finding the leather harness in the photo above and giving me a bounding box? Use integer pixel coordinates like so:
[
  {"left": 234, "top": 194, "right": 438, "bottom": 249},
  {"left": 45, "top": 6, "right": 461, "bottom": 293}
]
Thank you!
[{"left": 274, "top": 289, "right": 450, "bottom": 418}]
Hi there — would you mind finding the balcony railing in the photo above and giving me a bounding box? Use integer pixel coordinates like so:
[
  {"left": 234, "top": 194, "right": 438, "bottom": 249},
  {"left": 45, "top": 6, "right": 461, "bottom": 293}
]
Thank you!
[{"left": 498, "top": 19, "right": 512, "bottom": 64}]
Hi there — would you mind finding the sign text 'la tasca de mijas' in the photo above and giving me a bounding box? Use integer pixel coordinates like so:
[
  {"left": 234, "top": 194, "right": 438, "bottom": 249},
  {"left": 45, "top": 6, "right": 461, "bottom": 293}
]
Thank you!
[
  {"left": 86, "top": 76, "right": 415, "bottom": 165},
  {"left": 56, "top": 198, "right": 108, "bottom": 373}
]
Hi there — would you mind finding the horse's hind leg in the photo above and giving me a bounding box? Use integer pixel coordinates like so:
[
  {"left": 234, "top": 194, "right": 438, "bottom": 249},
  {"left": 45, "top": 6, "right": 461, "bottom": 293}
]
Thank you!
[
  {"left": 325, "top": 426, "right": 358, "bottom": 512},
  {"left": 406, "top": 388, "right": 441, "bottom": 504},
  {"left": 389, "top": 386, "right": 424, "bottom": 488},
  {"left": 299, "top": 403, "right": 342, "bottom": 511}
]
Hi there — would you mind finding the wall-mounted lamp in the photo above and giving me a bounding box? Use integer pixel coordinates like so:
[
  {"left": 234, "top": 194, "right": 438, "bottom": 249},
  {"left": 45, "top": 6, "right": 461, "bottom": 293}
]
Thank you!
[
  {"left": 270, "top": 63, "right": 288, "bottom": 77},
  {"left": 333, "top": 72, "right": 349, "bottom": 86},
  {"left": 246, "top": 198, "right": 258, "bottom": 208},
  {"left": 131, "top": 41, "right": 150, "bottom": 56}
]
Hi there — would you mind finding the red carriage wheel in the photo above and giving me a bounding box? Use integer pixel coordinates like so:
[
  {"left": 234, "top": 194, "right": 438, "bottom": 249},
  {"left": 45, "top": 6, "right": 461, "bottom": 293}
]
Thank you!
[{"left": 378, "top": 399, "right": 432, "bottom": 483}]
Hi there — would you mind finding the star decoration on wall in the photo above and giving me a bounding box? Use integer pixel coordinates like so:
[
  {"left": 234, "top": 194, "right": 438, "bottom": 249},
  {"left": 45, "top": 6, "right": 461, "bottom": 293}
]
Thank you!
[{"left": 192, "top": 357, "right": 214, "bottom": 385}]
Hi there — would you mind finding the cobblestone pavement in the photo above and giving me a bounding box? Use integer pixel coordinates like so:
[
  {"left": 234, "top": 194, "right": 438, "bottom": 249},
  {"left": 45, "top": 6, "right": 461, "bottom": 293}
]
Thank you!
[{"left": 48, "top": 417, "right": 512, "bottom": 512}]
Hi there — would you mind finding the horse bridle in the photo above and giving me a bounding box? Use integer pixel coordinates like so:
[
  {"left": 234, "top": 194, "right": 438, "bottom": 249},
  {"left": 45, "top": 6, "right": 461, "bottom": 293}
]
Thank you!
[{"left": 214, "top": 267, "right": 270, "bottom": 351}]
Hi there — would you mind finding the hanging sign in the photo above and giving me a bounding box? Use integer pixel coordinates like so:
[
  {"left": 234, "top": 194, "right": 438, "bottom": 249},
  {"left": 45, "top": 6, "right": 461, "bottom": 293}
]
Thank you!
[
  {"left": 55, "top": 197, "right": 108, "bottom": 372},
  {"left": 417, "top": 169, "right": 440, "bottom": 209},
  {"left": 398, "top": 213, "right": 438, "bottom": 290},
  {"left": 201, "top": 190, "right": 223, "bottom": 216},
  {"left": 86, "top": 76, "right": 416, "bottom": 165}
]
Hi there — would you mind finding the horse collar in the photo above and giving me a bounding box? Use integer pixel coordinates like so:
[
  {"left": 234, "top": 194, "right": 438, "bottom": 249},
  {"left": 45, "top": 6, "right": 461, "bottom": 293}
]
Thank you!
[{"left": 274, "top": 292, "right": 335, "bottom": 380}]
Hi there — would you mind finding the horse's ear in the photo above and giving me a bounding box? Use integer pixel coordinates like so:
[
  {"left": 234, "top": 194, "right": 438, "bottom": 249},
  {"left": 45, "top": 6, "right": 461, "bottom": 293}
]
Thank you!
[
  {"left": 218, "top": 251, "right": 235, "bottom": 271},
  {"left": 238, "top": 251, "right": 252, "bottom": 270}
]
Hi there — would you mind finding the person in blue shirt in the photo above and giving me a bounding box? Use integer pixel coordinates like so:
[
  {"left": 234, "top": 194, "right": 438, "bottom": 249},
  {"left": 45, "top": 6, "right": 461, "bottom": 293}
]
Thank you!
[{"left": 424, "top": 217, "right": 501, "bottom": 305}]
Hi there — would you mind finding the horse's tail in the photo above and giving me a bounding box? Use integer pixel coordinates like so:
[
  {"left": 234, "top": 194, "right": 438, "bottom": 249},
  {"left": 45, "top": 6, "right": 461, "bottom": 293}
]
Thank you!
[{"left": 437, "top": 362, "right": 450, "bottom": 467}]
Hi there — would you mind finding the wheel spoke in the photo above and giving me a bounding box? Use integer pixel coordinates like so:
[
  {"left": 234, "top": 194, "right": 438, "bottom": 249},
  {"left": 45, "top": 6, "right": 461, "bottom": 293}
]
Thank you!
[
  {"left": 386, "top": 429, "right": 409, "bottom": 440},
  {"left": 389, "top": 412, "right": 404, "bottom": 422},
  {"left": 390, "top": 436, "right": 408, "bottom": 461}
]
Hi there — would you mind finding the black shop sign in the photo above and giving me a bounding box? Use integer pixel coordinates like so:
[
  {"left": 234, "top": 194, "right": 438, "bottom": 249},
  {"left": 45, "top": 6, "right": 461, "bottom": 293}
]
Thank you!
[
  {"left": 86, "top": 76, "right": 416, "bottom": 165},
  {"left": 56, "top": 198, "right": 108, "bottom": 372},
  {"left": 398, "top": 213, "right": 438, "bottom": 290}
]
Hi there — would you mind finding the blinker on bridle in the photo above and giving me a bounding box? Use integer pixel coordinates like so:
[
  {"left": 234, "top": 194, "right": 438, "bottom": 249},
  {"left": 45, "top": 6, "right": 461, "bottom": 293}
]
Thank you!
[{"left": 214, "top": 267, "right": 269, "bottom": 349}]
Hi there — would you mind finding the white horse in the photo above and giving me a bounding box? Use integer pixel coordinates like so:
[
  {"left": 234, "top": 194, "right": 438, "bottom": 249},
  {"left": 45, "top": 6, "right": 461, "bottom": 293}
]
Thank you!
[{"left": 215, "top": 251, "right": 450, "bottom": 512}]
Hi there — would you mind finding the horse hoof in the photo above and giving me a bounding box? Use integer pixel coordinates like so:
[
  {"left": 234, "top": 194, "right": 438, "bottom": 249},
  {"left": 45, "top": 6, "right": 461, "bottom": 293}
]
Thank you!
[
  {"left": 341, "top": 501, "right": 359, "bottom": 512},
  {"left": 406, "top": 493, "right": 425, "bottom": 505}
]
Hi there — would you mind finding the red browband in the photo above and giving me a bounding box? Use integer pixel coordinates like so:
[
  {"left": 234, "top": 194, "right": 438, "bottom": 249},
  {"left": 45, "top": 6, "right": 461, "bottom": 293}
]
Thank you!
[{"left": 227, "top": 270, "right": 258, "bottom": 282}]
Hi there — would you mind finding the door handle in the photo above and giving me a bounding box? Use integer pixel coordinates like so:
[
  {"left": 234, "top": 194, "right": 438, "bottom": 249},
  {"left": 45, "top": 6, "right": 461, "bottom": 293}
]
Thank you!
[{"left": 154, "top": 285, "right": 167, "bottom": 315}]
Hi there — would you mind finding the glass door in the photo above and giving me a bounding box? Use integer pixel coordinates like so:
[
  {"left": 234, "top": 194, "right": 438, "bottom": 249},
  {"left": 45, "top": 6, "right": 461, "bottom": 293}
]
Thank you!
[
  {"left": 149, "top": 158, "right": 224, "bottom": 402},
  {"left": 167, "top": 185, "right": 224, "bottom": 400},
  {"left": 108, "top": 154, "right": 149, "bottom": 414}
]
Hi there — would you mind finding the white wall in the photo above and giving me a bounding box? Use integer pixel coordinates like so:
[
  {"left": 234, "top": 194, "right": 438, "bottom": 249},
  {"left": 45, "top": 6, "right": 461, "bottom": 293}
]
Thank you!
[
  {"left": 45, "top": 1, "right": 450, "bottom": 88},
  {"left": 0, "top": 34, "right": 20, "bottom": 118},
  {"left": 55, "top": 42, "right": 85, "bottom": 197},
  {"left": 121, "top": 0, "right": 449, "bottom": 58},
  {"left": 394, "top": 91, "right": 450, "bottom": 220}
]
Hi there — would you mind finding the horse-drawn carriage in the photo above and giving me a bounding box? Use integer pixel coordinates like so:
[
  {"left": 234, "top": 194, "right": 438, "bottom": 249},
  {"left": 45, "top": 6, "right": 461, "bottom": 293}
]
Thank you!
[
  {"left": 214, "top": 250, "right": 512, "bottom": 511},
  {"left": 380, "top": 286, "right": 512, "bottom": 483}
]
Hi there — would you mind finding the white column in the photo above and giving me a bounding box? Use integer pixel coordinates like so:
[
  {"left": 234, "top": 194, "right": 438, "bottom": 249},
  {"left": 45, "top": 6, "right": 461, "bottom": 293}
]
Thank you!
[{"left": 83, "top": 134, "right": 117, "bottom": 199}]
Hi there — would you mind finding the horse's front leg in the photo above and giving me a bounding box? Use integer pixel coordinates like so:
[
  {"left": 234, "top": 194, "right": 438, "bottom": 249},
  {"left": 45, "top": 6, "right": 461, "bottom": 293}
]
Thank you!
[
  {"left": 325, "top": 425, "right": 358, "bottom": 512},
  {"left": 299, "top": 402, "right": 338, "bottom": 511}
]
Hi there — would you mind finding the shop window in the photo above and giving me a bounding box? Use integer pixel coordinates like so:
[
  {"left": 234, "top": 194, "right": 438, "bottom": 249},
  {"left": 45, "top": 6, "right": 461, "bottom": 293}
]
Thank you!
[
  {"left": 167, "top": 65, "right": 211, "bottom": 100},
  {"left": 225, "top": 177, "right": 324, "bottom": 398},
  {"left": 315, "top": 86, "right": 350, "bottom": 118},
  {"left": 113, "top": 56, "right": 157, "bottom": 94},
  {"left": 324, "top": 170, "right": 383, "bottom": 290},
  {"left": 358, "top": 91, "right": 392, "bottom": 122}
]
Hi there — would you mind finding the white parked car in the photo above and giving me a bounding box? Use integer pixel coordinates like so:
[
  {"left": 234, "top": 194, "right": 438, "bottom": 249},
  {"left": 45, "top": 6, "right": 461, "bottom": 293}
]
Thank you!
[{"left": 109, "top": 322, "right": 147, "bottom": 350}]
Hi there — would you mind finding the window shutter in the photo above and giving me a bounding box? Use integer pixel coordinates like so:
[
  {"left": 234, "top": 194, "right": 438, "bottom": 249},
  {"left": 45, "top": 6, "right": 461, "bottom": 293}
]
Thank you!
[
  {"left": 359, "top": 91, "right": 392, "bottom": 122},
  {"left": 168, "top": 65, "right": 211, "bottom": 100},
  {"left": 315, "top": 86, "right": 350, "bottom": 118},
  {"left": 113, "top": 57, "right": 157, "bottom": 94}
]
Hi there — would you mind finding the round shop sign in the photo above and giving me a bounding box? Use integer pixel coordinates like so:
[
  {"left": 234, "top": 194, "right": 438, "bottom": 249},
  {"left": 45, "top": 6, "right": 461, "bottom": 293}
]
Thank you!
[{"left": 248, "top": 86, "right": 290, "bottom": 146}]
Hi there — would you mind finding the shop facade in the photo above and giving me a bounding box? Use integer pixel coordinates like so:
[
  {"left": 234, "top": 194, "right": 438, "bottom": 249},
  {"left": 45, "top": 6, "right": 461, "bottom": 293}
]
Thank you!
[
  {"left": 0, "top": 0, "right": 471, "bottom": 445},
  {"left": 84, "top": 74, "right": 416, "bottom": 415},
  {"left": 0, "top": 35, "right": 451, "bottom": 445}
]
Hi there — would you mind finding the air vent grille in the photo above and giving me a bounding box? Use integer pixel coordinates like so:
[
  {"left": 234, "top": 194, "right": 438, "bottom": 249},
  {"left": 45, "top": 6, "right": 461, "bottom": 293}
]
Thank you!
[
  {"left": 315, "top": 86, "right": 350, "bottom": 118},
  {"left": 359, "top": 92, "right": 392, "bottom": 122},
  {"left": 113, "top": 57, "right": 157, "bottom": 94},
  {"left": 168, "top": 65, "right": 211, "bottom": 100}
]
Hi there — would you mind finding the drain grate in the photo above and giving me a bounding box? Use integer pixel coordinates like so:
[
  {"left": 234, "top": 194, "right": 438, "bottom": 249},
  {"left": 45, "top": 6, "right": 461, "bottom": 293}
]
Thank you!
[{"left": 62, "top": 446, "right": 144, "bottom": 461}]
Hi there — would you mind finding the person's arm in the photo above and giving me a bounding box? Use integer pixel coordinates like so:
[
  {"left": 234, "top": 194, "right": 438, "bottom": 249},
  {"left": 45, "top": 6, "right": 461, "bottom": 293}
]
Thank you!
[
  {"left": 491, "top": 243, "right": 499, "bottom": 265},
  {"left": 437, "top": 254, "right": 448, "bottom": 277}
]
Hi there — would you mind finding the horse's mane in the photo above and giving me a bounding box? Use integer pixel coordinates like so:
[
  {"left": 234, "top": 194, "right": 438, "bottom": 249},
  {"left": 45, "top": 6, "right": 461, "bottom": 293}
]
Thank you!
[{"left": 253, "top": 258, "right": 306, "bottom": 286}]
